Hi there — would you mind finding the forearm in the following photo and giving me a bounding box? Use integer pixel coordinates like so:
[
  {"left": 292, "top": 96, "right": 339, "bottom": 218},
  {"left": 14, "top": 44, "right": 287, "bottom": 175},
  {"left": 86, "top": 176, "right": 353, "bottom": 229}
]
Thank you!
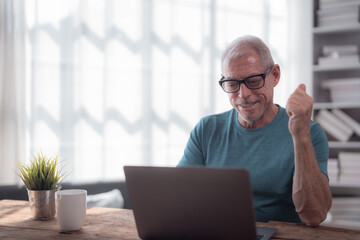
[{"left": 292, "top": 135, "right": 332, "bottom": 227}]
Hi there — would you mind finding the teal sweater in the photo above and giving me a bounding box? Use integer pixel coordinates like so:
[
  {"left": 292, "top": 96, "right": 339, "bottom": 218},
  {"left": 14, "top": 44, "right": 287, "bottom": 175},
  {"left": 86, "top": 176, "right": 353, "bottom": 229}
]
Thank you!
[{"left": 178, "top": 106, "right": 329, "bottom": 223}]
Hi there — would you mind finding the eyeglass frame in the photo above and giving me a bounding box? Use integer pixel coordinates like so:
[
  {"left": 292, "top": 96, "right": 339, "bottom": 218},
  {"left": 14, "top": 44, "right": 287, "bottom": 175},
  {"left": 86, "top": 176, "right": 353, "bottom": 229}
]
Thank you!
[{"left": 218, "top": 65, "right": 274, "bottom": 93}]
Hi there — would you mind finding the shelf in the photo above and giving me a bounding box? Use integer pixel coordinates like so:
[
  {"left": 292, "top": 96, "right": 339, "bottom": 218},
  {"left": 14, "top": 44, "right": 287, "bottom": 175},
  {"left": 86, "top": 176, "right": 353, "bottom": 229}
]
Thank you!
[
  {"left": 313, "top": 63, "right": 360, "bottom": 72},
  {"left": 330, "top": 183, "right": 360, "bottom": 189},
  {"left": 312, "top": 0, "right": 360, "bottom": 196},
  {"left": 330, "top": 184, "right": 360, "bottom": 196},
  {"left": 313, "top": 24, "right": 360, "bottom": 35},
  {"left": 328, "top": 141, "right": 360, "bottom": 149},
  {"left": 314, "top": 102, "right": 360, "bottom": 109}
]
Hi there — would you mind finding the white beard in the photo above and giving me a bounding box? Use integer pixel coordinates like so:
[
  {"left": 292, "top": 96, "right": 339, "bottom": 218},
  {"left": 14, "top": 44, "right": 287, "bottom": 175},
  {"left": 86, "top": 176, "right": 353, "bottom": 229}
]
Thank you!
[{"left": 237, "top": 106, "right": 264, "bottom": 125}]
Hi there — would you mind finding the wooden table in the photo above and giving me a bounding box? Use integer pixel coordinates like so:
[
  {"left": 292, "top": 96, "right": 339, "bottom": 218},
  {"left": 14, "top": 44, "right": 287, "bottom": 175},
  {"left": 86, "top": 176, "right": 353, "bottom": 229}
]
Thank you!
[{"left": 1, "top": 199, "right": 360, "bottom": 239}]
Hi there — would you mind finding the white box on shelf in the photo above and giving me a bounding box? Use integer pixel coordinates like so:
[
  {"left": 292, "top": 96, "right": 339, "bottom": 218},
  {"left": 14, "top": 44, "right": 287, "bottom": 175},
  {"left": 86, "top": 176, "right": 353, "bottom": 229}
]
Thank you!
[
  {"left": 339, "top": 152, "right": 360, "bottom": 180},
  {"left": 338, "top": 179, "right": 360, "bottom": 186},
  {"left": 340, "top": 171, "right": 360, "bottom": 178},
  {"left": 318, "top": 55, "right": 359, "bottom": 65},
  {"left": 331, "top": 92, "right": 360, "bottom": 103},
  {"left": 322, "top": 78, "right": 360, "bottom": 88},
  {"left": 332, "top": 109, "right": 360, "bottom": 137},
  {"left": 317, "top": 3, "right": 360, "bottom": 18},
  {"left": 319, "top": 0, "right": 360, "bottom": 10},
  {"left": 329, "top": 197, "right": 360, "bottom": 224},
  {"left": 339, "top": 151, "right": 360, "bottom": 166},
  {"left": 322, "top": 45, "right": 358, "bottom": 57},
  {"left": 315, "top": 110, "right": 354, "bottom": 141},
  {"left": 318, "top": 15, "right": 360, "bottom": 28},
  {"left": 322, "top": 78, "right": 360, "bottom": 102},
  {"left": 328, "top": 158, "right": 339, "bottom": 183}
]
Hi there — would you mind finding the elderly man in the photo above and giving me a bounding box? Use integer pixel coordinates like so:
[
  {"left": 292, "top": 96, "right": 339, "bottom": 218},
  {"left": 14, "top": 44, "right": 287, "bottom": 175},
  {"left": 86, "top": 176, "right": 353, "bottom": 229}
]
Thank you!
[{"left": 178, "top": 35, "right": 332, "bottom": 226}]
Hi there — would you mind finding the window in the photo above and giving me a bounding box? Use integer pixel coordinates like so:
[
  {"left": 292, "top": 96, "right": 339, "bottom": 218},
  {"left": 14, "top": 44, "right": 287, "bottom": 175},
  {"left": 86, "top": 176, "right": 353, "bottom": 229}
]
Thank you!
[{"left": 1, "top": 0, "right": 288, "bottom": 184}]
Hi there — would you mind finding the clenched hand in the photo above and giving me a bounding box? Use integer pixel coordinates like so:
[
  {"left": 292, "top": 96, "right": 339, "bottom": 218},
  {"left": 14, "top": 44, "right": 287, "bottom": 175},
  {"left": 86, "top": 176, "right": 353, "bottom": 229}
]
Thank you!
[{"left": 286, "top": 84, "right": 314, "bottom": 139}]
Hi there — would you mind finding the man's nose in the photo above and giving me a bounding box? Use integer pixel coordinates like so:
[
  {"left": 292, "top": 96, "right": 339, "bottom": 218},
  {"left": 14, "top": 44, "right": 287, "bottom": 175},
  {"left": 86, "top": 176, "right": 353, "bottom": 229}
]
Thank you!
[{"left": 238, "top": 83, "right": 251, "bottom": 98}]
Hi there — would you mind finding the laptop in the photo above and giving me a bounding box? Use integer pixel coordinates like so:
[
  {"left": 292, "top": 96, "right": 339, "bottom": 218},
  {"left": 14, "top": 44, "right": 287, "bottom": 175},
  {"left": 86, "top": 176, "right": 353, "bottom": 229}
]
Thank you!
[{"left": 124, "top": 166, "right": 277, "bottom": 240}]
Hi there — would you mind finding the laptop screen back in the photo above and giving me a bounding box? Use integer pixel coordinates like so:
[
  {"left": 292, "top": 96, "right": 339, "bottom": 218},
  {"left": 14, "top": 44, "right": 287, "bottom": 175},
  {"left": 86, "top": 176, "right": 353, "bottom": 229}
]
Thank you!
[{"left": 124, "top": 166, "right": 258, "bottom": 240}]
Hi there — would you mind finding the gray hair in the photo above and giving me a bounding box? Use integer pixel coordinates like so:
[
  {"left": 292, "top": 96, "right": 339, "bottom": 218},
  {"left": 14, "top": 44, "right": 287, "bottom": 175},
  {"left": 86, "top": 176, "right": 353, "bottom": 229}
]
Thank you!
[{"left": 221, "top": 35, "right": 274, "bottom": 74}]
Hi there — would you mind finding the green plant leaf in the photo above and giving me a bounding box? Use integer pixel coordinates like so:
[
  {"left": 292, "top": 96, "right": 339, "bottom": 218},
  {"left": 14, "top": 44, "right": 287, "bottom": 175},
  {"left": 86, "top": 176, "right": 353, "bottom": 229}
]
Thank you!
[{"left": 16, "top": 151, "right": 69, "bottom": 190}]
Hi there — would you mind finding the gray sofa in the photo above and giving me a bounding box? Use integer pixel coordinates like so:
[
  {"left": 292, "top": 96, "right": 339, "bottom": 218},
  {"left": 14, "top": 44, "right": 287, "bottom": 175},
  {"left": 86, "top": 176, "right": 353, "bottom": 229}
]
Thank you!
[{"left": 0, "top": 181, "right": 131, "bottom": 209}]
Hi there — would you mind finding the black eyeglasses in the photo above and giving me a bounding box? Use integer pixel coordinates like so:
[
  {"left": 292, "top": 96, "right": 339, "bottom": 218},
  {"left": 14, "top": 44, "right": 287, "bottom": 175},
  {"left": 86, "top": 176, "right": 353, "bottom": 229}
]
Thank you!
[{"left": 219, "top": 65, "right": 273, "bottom": 93}]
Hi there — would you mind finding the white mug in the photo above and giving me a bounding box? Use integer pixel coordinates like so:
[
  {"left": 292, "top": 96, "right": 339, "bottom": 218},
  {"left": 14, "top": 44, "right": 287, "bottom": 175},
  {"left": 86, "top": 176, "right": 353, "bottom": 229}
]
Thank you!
[{"left": 55, "top": 189, "right": 87, "bottom": 231}]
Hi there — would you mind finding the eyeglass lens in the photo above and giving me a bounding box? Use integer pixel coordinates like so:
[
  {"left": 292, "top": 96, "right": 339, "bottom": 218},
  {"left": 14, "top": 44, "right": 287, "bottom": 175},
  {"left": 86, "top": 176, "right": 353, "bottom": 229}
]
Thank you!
[{"left": 221, "top": 75, "right": 264, "bottom": 92}]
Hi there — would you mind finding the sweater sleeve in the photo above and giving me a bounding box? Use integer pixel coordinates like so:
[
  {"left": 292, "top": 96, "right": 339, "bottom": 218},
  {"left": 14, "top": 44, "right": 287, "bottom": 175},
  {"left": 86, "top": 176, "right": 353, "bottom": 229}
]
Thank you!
[{"left": 178, "top": 120, "right": 205, "bottom": 166}]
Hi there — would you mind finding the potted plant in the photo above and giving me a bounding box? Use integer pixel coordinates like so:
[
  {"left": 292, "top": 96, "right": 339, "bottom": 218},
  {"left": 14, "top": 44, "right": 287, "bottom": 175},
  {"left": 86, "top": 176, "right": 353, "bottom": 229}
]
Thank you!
[{"left": 17, "top": 152, "right": 68, "bottom": 220}]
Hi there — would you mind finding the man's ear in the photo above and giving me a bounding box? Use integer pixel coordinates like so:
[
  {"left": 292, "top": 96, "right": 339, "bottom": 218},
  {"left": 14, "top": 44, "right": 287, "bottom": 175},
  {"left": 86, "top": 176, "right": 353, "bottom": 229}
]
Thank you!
[{"left": 272, "top": 64, "right": 280, "bottom": 87}]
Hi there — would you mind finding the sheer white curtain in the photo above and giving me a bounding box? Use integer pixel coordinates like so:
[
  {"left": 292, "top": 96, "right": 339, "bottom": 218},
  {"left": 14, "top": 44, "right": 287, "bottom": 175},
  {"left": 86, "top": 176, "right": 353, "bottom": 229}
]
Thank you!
[
  {"left": 1, "top": 0, "right": 295, "bottom": 184},
  {"left": 286, "top": 0, "right": 313, "bottom": 95},
  {"left": 0, "top": 0, "right": 27, "bottom": 184}
]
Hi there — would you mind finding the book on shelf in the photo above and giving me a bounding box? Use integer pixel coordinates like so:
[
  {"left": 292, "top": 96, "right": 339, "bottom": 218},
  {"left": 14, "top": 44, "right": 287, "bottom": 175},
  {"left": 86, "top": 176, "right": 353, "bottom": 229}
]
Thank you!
[
  {"left": 318, "top": 44, "right": 359, "bottom": 66},
  {"left": 340, "top": 166, "right": 360, "bottom": 173},
  {"left": 338, "top": 178, "right": 360, "bottom": 185},
  {"left": 339, "top": 173, "right": 360, "bottom": 185},
  {"left": 331, "top": 93, "right": 360, "bottom": 103},
  {"left": 340, "top": 165, "right": 360, "bottom": 171},
  {"left": 328, "top": 158, "right": 339, "bottom": 183},
  {"left": 330, "top": 211, "right": 360, "bottom": 221},
  {"left": 332, "top": 109, "right": 360, "bottom": 137},
  {"left": 331, "top": 197, "right": 360, "bottom": 209},
  {"left": 341, "top": 171, "right": 360, "bottom": 178},
  {"left": 318, "top": 55, "right": 359, "bottom": 66},
  {"left": 317, "top": 15, "right": 359, "bottom": 27},
  {"left": 339, "top": 151, "right": 360, "bottom": 166},
  {"left": 317, "top": 2, "right": 360, "bottom": 17},
  {"left": 315, "top": 110, "right": 354, "bottom": 142},
  {"left": 321, "top": 78, "right": 360, "bottom": 103},
  {"left": 317, "top": 0, "right": 360, "bottom": 27},
  {"left": 322, "top": 45, "right": 358, "bottom": 57},
  {"left": 319, "top": 0, "right": 360, "bottom": 10},
  {"left": 330, "top": 209, "right": 360, "bottom": 221},
  {"left": 340, "top": 163, "right": 360, "bottom": 172},
  {"left": 338, "top": 151, "right": 360, "bottom": 159},
  {"left": 327, "top": 197, "right": 360, "bottom": 230},
  {"left": 322, "top": 77, "right": 360, "bottom": 89},
  {"left": 339, "top": 152, "right": 360, "bottom": 184}
]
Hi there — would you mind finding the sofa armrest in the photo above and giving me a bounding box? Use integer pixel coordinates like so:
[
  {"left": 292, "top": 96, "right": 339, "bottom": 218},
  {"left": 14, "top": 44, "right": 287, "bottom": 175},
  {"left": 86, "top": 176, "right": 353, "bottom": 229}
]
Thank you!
[{"left": 0, "top": 181, "right": 131, "bottom": 209}]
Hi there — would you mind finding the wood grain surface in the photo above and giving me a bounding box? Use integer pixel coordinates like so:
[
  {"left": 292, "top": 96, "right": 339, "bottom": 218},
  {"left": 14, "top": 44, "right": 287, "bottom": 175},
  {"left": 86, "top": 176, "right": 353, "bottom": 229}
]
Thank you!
[{"left": 1, "top": 199, "right": 359, "bottom": 239}]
